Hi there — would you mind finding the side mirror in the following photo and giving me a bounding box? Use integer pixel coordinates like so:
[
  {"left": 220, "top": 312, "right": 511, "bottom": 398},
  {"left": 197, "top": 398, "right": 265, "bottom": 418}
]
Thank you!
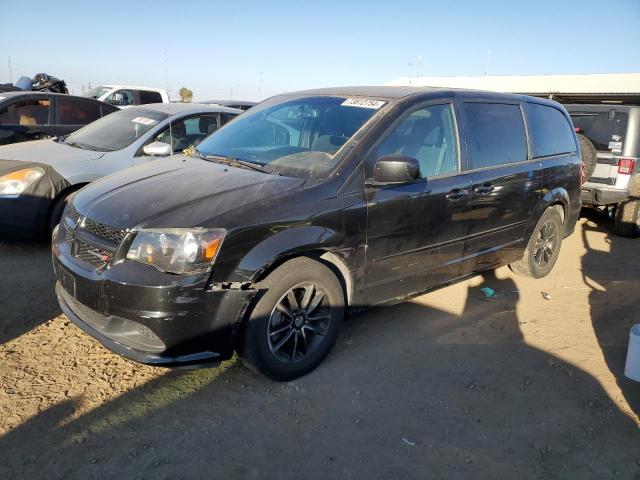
[
  {"left": 143, "top": 141, "right": 172, "bottom": 157},
  {"left": 369, "top": 155, "right": 421, "bottom": 185}
]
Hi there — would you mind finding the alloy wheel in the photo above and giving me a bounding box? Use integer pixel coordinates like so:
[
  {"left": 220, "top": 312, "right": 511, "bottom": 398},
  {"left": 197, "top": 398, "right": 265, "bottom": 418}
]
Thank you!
[
  {"left": 534, "top": 220, "right": 558, "bottom": 268},
  {"left": 267, "top": 282, "right": 331, "bottom": 362}
]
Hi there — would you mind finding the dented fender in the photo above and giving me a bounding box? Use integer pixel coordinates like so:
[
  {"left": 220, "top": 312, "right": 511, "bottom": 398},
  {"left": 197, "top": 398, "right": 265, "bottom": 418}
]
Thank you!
[{"left": 235, "top": 226, "right": 338, "bottom": 280}]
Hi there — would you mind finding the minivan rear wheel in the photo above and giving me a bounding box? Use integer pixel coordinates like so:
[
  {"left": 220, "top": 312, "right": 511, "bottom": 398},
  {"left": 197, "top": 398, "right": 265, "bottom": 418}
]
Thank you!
[
  {"left": 239, "top": 257, "right": 344, "bottom": 381},
  {"left": 510, "top": 207, "right": 564, "bottom": 278}
]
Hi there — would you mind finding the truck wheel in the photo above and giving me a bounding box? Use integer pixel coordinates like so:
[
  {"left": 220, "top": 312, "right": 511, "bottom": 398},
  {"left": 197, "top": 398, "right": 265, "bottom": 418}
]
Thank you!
[
  {"left": 239, "top": 257, "right": 344, "bottom": 381},
  {"left": 510, "top": 207, "right": 564, "bottom": 278},
  {"left": 614, "top": 179, "right": 640, "bottom": 238},
  {"left": 577, "top": 133, "right": 597, "bottom": 180}
]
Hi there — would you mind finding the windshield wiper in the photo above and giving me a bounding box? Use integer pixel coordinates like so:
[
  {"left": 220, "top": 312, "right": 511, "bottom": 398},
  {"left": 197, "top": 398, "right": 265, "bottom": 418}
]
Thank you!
[
  {"left": 194, "top": 150, "right": 278, "bottom": 175},
  {"left": 63, "top": 139, "right": 100, "bottom": 151}
]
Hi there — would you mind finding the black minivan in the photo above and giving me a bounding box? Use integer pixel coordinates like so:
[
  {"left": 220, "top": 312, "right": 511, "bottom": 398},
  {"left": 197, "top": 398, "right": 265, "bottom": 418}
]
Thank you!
[{"left": 52, "top": 87, "right": 581, "bottom": 380}]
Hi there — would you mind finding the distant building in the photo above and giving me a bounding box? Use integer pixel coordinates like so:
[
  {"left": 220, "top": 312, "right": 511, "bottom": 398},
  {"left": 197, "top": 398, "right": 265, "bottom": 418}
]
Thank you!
[{"left": 385, "top": 73, "right": 640, "bottom": 104}]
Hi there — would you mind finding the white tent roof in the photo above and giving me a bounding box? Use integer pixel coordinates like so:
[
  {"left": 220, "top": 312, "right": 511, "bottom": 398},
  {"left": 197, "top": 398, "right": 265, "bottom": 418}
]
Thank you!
[{"left": 385, "top": 73, "right": 640, "bottom": 95}]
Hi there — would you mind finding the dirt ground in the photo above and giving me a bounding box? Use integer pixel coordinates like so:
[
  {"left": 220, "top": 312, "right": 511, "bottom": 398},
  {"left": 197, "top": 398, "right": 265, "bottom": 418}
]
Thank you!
[{"left": 0, "top": 210, "right": 639, "bottom": 479}]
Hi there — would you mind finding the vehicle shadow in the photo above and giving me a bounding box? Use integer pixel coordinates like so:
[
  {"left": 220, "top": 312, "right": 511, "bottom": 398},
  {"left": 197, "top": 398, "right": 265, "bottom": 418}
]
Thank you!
[
  {"left": 0, "top": 240, "right": 60, "bottom": 346},
  {"left": 1, "top": 269, "right": 639, "bottom": 478},
  {"left": 580, "top": 208, "right": 640, "bottom": 420}
]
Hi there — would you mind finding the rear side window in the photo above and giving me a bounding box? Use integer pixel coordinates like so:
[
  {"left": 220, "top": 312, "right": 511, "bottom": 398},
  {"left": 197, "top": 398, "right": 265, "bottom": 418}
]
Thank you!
[
  {"left": 100, "top": 104, "right": 118, "bottom": 117},
  {"left": 0, "top": 98, "right": 50, "bottom": 125},
  {"left": 462, "top": 102, "right": 527, "bottom": 169},
  {"left": 57, "top": 98, "right": 101, "bottom": 125},
  {"left": 139, "top": 90, "right": 163, "bottom": 104},
  {"left": 526, "top": 103, "right": 576, "bottom": 157}
]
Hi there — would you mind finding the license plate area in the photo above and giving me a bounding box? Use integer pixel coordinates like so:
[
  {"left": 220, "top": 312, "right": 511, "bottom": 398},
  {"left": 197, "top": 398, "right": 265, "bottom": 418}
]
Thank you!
[{"left": 57, "top": 261, "right": 105, "bottom": 313}]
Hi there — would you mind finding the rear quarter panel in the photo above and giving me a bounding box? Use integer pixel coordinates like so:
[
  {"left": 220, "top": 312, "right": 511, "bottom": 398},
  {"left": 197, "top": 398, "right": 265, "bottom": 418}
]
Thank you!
[{"left": 528, "top": 153, "right": 581, "bottom": 239}]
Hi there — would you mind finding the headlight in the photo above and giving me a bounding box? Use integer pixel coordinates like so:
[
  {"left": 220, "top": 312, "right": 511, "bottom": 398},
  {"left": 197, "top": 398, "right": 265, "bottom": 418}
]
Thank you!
[
  {"left": 126, "top": 228, "right": 226, "bottom": 274},
  {"left": 0, "top": 167, "right": 45, "bottom": 196}
]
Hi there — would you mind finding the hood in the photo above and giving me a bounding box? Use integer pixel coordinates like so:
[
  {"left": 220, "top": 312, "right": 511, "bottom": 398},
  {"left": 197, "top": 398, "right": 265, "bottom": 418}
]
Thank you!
[
  {"left": 74, "top": 155, "right": 306, "bottom": 229},
  {"left": 0, "top": 139, "right": 104, "bottom": 167}
]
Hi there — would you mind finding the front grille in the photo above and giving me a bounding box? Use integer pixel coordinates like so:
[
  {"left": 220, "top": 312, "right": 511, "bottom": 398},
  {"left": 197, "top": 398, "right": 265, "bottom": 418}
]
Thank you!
[
  {"left": 65, "top": 203, "right": 81, "bottom": 226},
  {"left": 82, "top": 218, "right": 127, "bottom": 245},
  {"left": 64, "top": 228, "right": 74, "bottom": 247},
  {"left": 63, "top": 203, "right": 127, "bottom": 271},
  {"left": 75, "top": 241, "right": 113, "bottom": 269}
]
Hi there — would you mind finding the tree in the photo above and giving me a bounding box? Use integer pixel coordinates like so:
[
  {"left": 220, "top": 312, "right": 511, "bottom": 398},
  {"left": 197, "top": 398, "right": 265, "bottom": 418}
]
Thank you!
[{"left": 179, "top": 87, "right": 193, "bottom": 103}]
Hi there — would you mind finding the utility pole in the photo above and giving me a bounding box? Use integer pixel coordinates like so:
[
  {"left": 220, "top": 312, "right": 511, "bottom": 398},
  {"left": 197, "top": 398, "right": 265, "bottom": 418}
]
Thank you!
[
  {"left": 417, "top": 54, "right": 422, "bottom": 79},
  {"left": 485, "top": 50, "right": 491, "bottom": 76},
  {"left": 407, "top": 62, "right": 414, "bottom": 78},
  {"left": 8, "top": 56, "right": 13, "bottom": 83},
  {"left": 258, "top": 71, "right": 264, "bottom": 100},
  {"left": 164, "top": 48, "right": 170, "bottom": 101}
]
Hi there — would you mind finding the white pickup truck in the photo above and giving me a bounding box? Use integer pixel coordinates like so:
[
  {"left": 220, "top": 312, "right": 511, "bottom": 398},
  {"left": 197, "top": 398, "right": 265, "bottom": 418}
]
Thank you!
[{"left": 82, "top": 85, "right": 170, "bottom": 108}]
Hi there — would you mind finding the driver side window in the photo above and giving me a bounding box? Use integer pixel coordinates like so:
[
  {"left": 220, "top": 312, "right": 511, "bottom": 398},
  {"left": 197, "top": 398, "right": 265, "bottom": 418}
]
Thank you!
[
  {"left": 107, "top": 89, "right": 135, "bottom": 106},
  {"left": 376, "top": 103, "right": 459, "bottom": 178},
  {"left": 153, "top": 115, "right": 221, "bottom": 153}
]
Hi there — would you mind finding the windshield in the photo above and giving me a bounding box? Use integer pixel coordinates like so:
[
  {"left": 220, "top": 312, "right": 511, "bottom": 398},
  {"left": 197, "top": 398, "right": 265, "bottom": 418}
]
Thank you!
[
  {"left": 82, "top": 86, "right": 112, "bottom": 99},
  {"left": 64, "top": 108, "right": 167, "bottom": 151},
  {"left": 196, "top": 96, "right": 382, "bottom": 178}
]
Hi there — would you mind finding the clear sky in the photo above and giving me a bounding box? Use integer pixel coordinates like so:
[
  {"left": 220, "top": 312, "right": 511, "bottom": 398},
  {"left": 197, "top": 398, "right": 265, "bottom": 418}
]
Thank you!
[{"left": 1, "top": 0, "right": 639, "bottom": 101}]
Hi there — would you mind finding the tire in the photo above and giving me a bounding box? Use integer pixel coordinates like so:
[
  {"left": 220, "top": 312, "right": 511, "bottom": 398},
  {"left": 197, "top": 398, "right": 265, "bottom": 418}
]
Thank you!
[
  {"left": 577, "top": 133, "right": 597, "bottom": 180},
  {"left": 48, "top": 191, "right": 75, "bottom": 236},
  {"left": 239, "top": 257, "right": 345, "bottom": 381},
  {"left": 510, "top": 207, "right": 564, "bottom": 278},
  {"left": 613, "top": 178, "right": 640, "bottom": 238}
]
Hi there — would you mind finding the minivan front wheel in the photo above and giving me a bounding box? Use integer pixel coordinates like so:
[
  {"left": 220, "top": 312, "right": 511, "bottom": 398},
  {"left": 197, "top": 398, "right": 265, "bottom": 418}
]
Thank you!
[
  {"left": 510, "top": 207, "right": 564, "bottom": 278},
  {"left": 239, "top": 257, "right": 344, "bottom": 381}
]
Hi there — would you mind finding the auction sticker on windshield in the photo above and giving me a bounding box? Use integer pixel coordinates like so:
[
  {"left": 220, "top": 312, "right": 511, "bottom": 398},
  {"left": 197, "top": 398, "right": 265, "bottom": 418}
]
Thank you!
[
  {"left": 131, "top": 117, "right": 158, "bottom": 126},
  {"left": 341, "top": 98, "right": 386, "bottom": 109}
]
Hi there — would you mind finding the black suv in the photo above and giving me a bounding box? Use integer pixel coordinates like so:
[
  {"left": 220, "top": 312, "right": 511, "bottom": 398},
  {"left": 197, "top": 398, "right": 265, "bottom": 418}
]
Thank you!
[
  {"left": 0, "top": 92, "right": 118, "bottom": 145},
  {"left": 52, "top": 87, "right": 581, "bottom": 380}
]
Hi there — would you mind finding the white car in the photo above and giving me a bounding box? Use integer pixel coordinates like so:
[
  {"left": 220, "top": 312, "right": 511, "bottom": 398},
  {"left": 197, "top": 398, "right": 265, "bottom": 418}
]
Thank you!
[
  {"left": 0, "top": 103, "right": 240, "bottom": 238},
  {"left": 82, "top": 85, "right": 170, "bottom": 108}
]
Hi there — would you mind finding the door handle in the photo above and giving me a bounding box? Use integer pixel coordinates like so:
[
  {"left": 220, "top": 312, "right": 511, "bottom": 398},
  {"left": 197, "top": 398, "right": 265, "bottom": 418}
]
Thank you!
[
  {"left": 474, "top": 184, "right": 495, "bottom": 195},
  {"left": 446, "top": 188, "right": 470, "bottom": 200}
]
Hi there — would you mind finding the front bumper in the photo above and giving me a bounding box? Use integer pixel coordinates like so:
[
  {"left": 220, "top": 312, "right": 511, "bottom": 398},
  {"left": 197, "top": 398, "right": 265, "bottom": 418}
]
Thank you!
[
  {"left": 52, "top": 227, "right": 256, "bottom": 367},
  {"left": 0, "top": 194, "right": 52, "bottom": 238},
  {"left": 581, "top": 185, "right": 629, "bottom": 206},
  {"left": 0, "top": 160, "right": 70, "bottom": 239}
]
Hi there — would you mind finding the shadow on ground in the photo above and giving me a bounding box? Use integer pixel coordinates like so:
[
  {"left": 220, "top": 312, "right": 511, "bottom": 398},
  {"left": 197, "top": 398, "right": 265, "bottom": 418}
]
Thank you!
[
  {"left": 1, "top": 260, "right": 639, "bottom": 479},
  {"left": 0, "top": 241, "right": 59, "bottom": 345},
  {"left": 580, "top": 208, "right": 640, "bottom": 420}
]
